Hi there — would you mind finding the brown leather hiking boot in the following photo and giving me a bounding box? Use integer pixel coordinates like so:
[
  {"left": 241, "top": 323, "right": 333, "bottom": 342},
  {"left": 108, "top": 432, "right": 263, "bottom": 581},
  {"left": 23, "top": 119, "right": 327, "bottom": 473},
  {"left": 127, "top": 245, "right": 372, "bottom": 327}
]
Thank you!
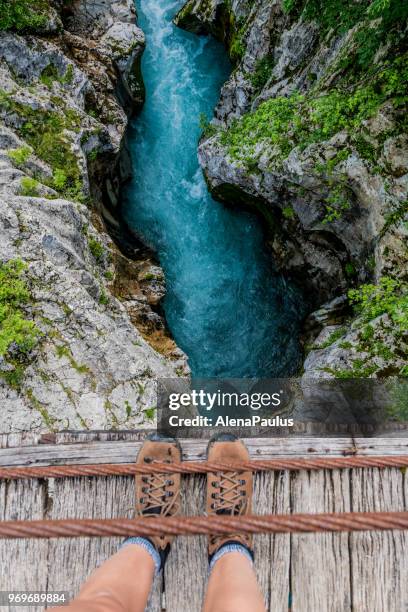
[
  {"left": 135, "top": 434, "right": 181, "bottom": 562},
  {"left": 206, "top": 433, "right": 253, "bottom": 557}
]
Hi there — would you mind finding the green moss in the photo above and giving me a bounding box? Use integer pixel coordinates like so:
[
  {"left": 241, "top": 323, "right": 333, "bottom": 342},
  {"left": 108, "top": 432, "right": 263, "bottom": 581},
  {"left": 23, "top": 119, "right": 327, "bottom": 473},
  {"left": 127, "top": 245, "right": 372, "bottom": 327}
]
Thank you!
[
  {"left": 7, "top": 145, "right": 32, "bottom": 166},
  {"left": 143, "top": 407, "right": 156, "bottom": 421},
  {"left": 55, "top": 344, "right": 90, "bottom": 375},
  {"left": 339, "top": 341, "right": 353, "bottom": 349},
  {"left": 323, "top": 362, "right": 378, "bottom": 378},
  {"left": 0, "top": 259, "right": 40, "bottom": 357},
  {"left": 381, "top": 199, "right": 408, "bottom": 236},
  {"left": 19, "top": 176, "right": 40, "bottom": 197},
  {"left": 228, "top": 14, "right": 247, "bottom": 63},
  {"left": 26, "top": 388, "right": 57, "bottom": 429},
  {"left": 40, "top": 64, "right": 75, "bottom": 89},
  {"left": 0, "top": 0, "right": 49, "bottom": 32}
]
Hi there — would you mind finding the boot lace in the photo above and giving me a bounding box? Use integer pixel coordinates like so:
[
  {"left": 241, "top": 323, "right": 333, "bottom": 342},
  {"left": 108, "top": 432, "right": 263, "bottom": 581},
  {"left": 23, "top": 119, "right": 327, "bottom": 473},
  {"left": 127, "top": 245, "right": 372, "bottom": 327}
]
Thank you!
[
  {"left": 210, "top": 471, "right": 248, "bottom": 514},
  {"left": 139, "top": 471, "right": 180, "bottom": 516}
]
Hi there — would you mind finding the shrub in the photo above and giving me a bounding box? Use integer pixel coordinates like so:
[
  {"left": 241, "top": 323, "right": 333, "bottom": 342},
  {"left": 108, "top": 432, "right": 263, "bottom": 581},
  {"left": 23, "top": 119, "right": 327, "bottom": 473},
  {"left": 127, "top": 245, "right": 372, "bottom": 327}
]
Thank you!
[
  {"left": 220, "top": 53, "right": 408, "bottom": 171},
  {"left": 348, "top": 277, "right": 408, "bottom": 327},
  {"left": 0, "top": 259, "right": 40, "bottom": 356},
  {"left": 0, "top": 0, "right": 49, "bottom": 32}
]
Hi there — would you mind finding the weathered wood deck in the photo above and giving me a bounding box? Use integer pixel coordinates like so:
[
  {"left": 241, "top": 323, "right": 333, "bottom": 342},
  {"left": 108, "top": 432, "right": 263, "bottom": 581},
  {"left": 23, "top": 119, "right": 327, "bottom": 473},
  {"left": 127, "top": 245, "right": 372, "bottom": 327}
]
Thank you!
[{"left": 1, "top": 433, "right": 407, "bottom": 612}]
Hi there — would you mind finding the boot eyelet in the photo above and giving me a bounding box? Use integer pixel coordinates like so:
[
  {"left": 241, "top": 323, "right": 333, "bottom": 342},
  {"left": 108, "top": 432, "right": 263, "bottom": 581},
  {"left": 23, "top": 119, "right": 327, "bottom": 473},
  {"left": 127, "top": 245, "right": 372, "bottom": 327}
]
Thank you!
[
  {"left": 240, "top": 479, "right": 246, "bottom": 485},
  {"left": 211, "top": 493, "right": 218, "bottom": 499},
  {"left": 212, "top": 481, "right": 218, "bottom": 487},
  {"left": 139, "top": 497, "right": 145, "bottom": 503},
  {"left": 144, "top": 457, "right": 152, "bottom": 463}
]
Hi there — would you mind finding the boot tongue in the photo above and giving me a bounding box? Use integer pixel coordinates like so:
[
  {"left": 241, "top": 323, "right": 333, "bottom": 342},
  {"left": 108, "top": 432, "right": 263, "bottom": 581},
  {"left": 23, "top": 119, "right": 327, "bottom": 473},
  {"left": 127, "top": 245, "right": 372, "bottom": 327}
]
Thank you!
[
  {"left": 144, "top": 506, "right": 162, "bottom": 515},
  {"left": 216, "top": 507, "right": 239, "bottom": 516}
]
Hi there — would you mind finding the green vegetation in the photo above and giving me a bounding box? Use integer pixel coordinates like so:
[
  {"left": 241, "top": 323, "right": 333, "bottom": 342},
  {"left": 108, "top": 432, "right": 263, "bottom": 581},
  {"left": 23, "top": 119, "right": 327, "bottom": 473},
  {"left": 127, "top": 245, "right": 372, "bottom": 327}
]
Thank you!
[
  {"left": 387, "top": 379, "right": 408, "bottom": 420},
  {"left": 221, "top": 53, "right": 408, "bottom": 166},
  {"left": 0, "top": 0, "right": 49, "bottom": 32},
  {"left": 0, "top": 364, "right": 26, "bottom": 389},
  {"left": 143, "top": 407, "right": 156, "bottom": 421},
  {"left": 7, "top": 145, "right": 32, "bottom": 166},
  {"left": 348, "top": 277, "right": 408, "bottom": 329},
  {"left": 0, "top": 91, "right": 83, "bottom": 201},
  {"left": 199, "top": 112, "right": 217, "bottom": 138},
  {"left": 0, "top": 259, "right": 40, "bottom": 357},
  {"left": 282, "top": 206, "right": 295, "bottom": 219},
  {"left": 228, "top": 14, "right": 247, "bottom": 63},
  {"left": 250, "top": 55, "right": 275, "bottom": 91},
  {"left": 99, "top": 291, "right": 109, "bottom": 306},
  {"left": 318, "top": 326, "right": 347, "bottom": 348},
  {"left": 55, "top": 344, "right": 90, "bottom": 375},
  {"left": 283, "top": 0, "right": 408, "bottom": 71},
  {"left": 19, "top": 176, "right": 40, "bottom": 197},
  {"left": 40, "top": 64, "right": 74, "bottom": 89},
  {"left": 219, "top": 0, "right": 408, "bottom": 228},
  {"left": 88, "top": 238, "right": 105, "bottom": 262}
]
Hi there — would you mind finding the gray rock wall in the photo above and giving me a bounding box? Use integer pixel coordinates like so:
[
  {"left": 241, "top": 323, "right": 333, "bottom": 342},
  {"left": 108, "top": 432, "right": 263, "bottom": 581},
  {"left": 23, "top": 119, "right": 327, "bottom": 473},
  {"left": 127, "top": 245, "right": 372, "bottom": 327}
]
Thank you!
[{"left": 0, "top": 0, "right": 187, "bottom": 432}]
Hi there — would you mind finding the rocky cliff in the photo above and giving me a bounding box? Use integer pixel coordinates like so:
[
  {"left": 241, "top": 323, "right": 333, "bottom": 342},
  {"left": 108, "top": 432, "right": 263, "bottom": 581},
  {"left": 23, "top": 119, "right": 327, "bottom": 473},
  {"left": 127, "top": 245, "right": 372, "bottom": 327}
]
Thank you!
[
  {"left": 176, "top": 0, "right": 408, "bottom": 382},
  {"left": 0, "top": 0, "right": 186, "bottom": 432}
]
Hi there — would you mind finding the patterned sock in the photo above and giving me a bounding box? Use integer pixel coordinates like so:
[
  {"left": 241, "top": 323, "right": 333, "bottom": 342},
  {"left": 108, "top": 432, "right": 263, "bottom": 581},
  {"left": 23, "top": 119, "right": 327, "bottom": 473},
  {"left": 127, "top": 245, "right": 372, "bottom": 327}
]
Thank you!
[
  {"left": 121, "top": 537, "right": 162, "bottom": 575},
  {"left": 209, "top": 541, "right": 254, "bottom": 572}
]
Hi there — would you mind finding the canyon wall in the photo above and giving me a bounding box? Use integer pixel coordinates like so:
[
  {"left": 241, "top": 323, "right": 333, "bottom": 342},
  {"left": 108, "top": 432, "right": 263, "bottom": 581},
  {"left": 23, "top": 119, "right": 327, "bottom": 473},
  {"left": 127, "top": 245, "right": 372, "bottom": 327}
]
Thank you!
[
  {"left": 0, "top": 0, "right": 186, "bottom": 432},
  {"left": 176, "top": 0, "right": 407, "bottom": 383}
]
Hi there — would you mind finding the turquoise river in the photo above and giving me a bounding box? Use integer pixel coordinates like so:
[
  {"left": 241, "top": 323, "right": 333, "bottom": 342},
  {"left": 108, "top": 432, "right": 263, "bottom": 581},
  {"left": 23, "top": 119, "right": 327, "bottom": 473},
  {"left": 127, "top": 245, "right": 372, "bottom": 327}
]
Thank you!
[{"left": 122, "top": 0, "right": 304, "bottom": 377}]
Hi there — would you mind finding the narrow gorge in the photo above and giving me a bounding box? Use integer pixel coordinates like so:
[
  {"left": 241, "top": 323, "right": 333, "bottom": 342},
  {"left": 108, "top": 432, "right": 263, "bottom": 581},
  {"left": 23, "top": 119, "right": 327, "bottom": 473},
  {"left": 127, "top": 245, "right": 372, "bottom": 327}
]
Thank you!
[
  {"left": 0, "top": 0, "right": 406, "bottom": 431},
  {"left": 120, "top": 0, "right": 304, "bottom": 378}
]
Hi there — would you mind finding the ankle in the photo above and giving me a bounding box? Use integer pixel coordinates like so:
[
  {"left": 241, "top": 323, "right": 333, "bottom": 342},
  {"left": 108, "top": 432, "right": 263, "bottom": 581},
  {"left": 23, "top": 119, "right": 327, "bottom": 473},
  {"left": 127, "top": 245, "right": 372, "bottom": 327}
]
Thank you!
[
  {"left": 209, "top": 540, "right": 254, "bottom": 571},
  {"left": 121, "top": 537, "right": 163, "bottom": 575}
]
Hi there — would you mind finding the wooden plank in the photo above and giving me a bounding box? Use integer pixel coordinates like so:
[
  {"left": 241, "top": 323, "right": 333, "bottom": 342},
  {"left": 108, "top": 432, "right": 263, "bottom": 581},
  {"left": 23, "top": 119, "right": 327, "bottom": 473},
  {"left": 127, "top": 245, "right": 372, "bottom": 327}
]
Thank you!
[
  {"left": 164, "top": 475, "right": 208, "bottom": 612},
  {"left": 164, "top": 471, "right": 291, "bottom": 612},
  {"left": 254, "top": 470, "right": 291, "bottom": 612},
  {"left": 350, "top": 468, "right": 408, "bottom": 612},
  {"left": 1, "top": 436, "right": 408, "bottom": 468},
  {"left": 0, "top": 479, "right": 48, "bottom": 612},
  {"left": 290, "top": 469, "right": 352, "bottom": 611},
  {"left": 0, "top": 467, "right": 407, "bottom": 611},
  {"left": 45, "top": 476, "right": 162, "bottom": 611}
]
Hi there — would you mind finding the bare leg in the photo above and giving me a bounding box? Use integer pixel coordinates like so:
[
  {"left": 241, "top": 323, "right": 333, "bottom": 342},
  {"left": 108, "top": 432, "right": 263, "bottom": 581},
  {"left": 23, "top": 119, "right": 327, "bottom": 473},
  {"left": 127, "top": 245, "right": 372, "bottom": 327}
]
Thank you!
[
  {"left": 203, "top": 551, "right": 266, "bottom": 612},
  {"left": 52, "top": 543, "right": 155, "bottom": 612},
  {"left": 53, "top": 545, "right": 154, "bottom": 612}
]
